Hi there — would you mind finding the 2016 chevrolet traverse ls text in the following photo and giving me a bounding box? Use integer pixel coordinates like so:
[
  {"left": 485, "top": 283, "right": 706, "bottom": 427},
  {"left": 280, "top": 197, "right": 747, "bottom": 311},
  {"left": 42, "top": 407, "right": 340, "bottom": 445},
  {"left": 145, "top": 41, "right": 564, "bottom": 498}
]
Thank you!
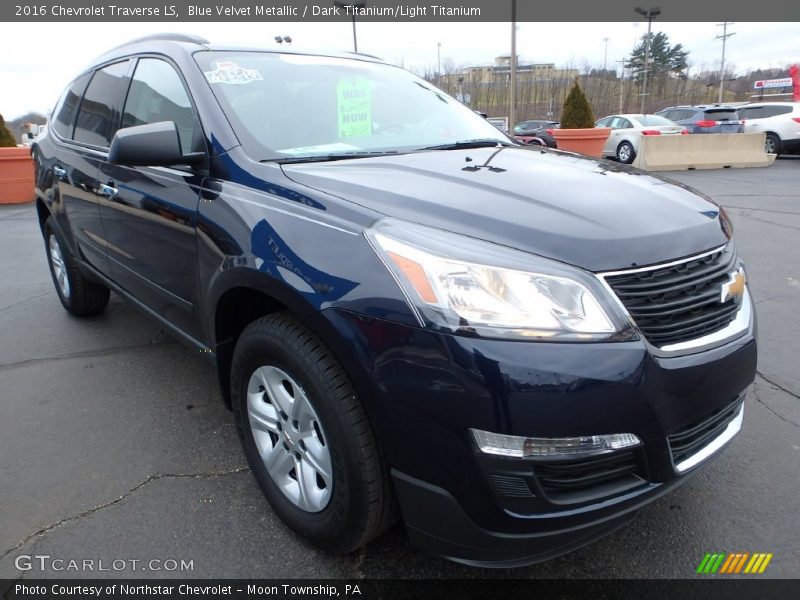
[{"left": 32, "top": 35, "right": 756, "bottom": 567}]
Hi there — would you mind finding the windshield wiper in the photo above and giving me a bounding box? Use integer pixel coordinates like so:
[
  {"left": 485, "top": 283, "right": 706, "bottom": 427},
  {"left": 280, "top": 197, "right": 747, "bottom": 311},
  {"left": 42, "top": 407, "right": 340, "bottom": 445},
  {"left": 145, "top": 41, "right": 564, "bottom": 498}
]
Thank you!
[
  {"left": 417, "top": 139, "right": 515, "bottom": 151},
  {"left": 265, "top": 151, "right": 400, "bottom": 165}
]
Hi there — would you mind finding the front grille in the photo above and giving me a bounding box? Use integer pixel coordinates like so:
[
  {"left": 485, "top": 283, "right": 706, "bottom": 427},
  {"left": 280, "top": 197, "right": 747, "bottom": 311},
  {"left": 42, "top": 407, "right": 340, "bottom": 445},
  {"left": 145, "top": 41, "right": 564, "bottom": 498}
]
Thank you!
[
  {"left": 668, "top": 398, "right": 744, "bottom": 466},
  {"left": 603, "top": 245, "right": 741, "bottom": 347},
  {"left": 532, "top": 450, "right": 645, "bottom": 504}
]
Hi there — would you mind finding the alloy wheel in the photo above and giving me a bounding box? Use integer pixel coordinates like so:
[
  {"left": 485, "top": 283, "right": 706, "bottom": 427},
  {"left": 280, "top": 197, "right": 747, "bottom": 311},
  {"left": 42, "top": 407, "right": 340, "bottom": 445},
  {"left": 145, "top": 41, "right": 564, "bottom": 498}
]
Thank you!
[
  {"left": 618, "top": 143, "right": 632, "bottom": 163},
  {"left": 49, "top": 234, "right": 70, "bottom": 299},
  {"left": 246, "top": 365, "right": 332, "bottom": 512}
]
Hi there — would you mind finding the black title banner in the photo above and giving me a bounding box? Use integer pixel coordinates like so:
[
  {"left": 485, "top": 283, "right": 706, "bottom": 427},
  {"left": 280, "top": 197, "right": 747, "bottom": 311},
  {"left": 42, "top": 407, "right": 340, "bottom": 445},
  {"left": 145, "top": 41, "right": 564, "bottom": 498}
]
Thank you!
[{"left": 4, "top": 0, "right": 800, "bottom": 22}]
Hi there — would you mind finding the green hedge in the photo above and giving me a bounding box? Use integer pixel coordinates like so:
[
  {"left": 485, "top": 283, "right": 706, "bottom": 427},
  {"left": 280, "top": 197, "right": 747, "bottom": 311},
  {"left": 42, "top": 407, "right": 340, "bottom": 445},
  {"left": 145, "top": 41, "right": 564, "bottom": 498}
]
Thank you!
[
  {"left": 560, "top": 80, "right": 595, "bottom": 129},
  {"left": 0, "top": 114, "right": 17, "bottom": 147}
]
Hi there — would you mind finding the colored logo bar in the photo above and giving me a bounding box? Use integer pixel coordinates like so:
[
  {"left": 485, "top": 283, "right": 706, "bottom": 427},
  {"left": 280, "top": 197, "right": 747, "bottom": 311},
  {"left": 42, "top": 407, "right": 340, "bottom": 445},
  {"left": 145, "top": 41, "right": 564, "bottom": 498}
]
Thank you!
[{"left": 696, "top": 552, "right": 773, "bottom": 574}]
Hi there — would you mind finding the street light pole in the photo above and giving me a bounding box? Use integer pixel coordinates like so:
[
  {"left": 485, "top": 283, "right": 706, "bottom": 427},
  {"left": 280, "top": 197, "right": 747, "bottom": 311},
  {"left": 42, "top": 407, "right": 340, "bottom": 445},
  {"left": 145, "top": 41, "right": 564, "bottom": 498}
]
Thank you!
[
  {"left": 716, "top": 21, "right": 735, "bottom": 103},
  {"left": 510, "top": 0, "right": 517, "bottom": 131},
  {"left": 603, "top": 37, "right": 609, "bottom": 72},
  {"left": 334, "top": 1, "right": 366, "bottom": 53},
  {"left": 437, "top": 42, "right": 442, "bottom": 82},
  {"left": 635, "top": 6, "right": 660, "bottom": 115}
]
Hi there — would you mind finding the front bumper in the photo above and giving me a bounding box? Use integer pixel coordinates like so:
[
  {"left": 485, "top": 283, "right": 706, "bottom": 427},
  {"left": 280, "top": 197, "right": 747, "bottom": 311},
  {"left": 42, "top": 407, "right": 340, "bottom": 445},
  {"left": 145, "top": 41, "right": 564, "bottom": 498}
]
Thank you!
[
  {"left": 316, "top": 291, "right": 757, "bottom": 566},
  {"left": 392, "top": 465, "right": 698, "bottom": 567}
]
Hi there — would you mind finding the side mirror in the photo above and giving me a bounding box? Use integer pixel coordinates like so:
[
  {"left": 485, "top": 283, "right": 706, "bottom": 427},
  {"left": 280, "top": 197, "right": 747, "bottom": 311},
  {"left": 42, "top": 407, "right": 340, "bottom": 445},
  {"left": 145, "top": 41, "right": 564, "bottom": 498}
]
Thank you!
[{"left": 108, "top": 121, "right": 203, "bottom": 167}]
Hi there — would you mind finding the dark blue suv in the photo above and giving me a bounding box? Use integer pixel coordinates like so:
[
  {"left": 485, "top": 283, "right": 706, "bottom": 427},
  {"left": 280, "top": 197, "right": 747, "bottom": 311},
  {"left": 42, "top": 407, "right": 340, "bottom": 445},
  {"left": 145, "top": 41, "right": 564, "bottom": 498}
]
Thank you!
[
  {"left": 32, "top": 34, "right": 757, "bottom": 567},
  {"left": 656, "top": 105, "right": 744, "bottom": 134}
]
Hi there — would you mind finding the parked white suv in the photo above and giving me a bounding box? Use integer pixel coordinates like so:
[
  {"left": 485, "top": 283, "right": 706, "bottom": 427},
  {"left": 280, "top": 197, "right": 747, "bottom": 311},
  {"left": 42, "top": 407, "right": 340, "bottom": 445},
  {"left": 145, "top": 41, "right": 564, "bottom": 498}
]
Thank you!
[{"left": 738, "top": 102, "right": 800, "bottom": 156}]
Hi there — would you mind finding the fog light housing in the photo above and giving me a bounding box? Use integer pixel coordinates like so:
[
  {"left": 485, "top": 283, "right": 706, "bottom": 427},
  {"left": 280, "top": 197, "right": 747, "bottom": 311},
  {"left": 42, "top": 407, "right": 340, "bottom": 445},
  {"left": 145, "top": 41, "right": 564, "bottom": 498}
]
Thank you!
[{"left": 470, "top": 429, "right": 642, "bottom": 460}]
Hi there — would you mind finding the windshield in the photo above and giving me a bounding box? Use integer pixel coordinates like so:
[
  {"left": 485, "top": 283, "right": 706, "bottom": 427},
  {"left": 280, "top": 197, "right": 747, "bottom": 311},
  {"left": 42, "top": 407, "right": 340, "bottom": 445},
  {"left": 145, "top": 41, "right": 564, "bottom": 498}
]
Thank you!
[{"left": 194, "top": 51, "right": 509, "bottom": 160}]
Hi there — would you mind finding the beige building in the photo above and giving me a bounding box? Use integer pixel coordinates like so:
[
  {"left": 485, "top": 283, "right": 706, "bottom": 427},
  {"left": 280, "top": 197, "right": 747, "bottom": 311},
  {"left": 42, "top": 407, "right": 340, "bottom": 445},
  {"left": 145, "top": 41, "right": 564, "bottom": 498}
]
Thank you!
[{"left": 444, "top": 56, "right": 579, "bottom": 86}]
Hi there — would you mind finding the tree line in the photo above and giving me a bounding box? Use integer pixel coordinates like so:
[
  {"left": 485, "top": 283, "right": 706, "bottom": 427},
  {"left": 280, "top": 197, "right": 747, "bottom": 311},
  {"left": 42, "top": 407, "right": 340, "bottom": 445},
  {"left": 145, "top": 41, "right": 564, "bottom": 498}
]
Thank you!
[{"left": 423, "top": 33, "right": 796, "bottom": 122}]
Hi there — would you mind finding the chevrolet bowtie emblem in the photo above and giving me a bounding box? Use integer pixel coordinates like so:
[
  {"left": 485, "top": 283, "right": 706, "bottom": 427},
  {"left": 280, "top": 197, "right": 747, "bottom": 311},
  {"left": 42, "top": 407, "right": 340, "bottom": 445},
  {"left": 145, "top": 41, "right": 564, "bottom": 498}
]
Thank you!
[{"left": 720, "top": 267, "right": 746, "bottom": 303}]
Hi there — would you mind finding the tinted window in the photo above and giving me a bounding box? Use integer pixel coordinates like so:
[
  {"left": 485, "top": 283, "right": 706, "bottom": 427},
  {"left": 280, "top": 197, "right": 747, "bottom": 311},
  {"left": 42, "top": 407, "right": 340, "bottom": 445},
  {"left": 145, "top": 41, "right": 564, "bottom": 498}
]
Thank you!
[
  {"left": 122, "top": 58, "right": 198, "bottom": 154},
  {"left": 739, "top": 106, "right": 765, "bottom": 119},
  {"left": 704, "top": 109, "right": 739, "bottom": 121},
  {"left": 760, "top": 105, "right": 793, "bottom": 118},
  {"left": 677, "top": 109, "right": 699, "bottom": 121},
  {"left": 74, "top": 61, "right": 130, "bottom": 147},
  {"left": 52, "top": 74, "right": 91, "bottom": 140},
  {"left": 657, "top": 109, "right": 687, "bottom": 121}
]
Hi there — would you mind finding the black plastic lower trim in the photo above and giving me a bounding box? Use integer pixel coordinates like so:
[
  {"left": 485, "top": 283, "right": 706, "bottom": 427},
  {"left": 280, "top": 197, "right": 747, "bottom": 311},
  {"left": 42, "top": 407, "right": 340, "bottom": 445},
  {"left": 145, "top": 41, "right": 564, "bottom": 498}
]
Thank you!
[{"left": 391, "top": 467, "right": 699, "bottom": 567}]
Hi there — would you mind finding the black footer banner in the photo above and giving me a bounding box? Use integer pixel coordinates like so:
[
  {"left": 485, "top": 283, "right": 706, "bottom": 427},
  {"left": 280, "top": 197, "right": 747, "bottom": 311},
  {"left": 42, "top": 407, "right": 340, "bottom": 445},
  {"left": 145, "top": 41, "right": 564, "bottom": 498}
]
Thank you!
[{"left": 3, "top": 579, "right": 800, "bottom": 600}]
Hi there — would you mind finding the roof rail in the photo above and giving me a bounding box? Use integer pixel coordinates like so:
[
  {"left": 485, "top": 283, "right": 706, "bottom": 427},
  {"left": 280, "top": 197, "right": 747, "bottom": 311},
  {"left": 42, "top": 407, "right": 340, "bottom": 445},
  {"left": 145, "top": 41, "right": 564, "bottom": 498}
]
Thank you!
[
  {"left": 344, "top": 51, "right": 384, "bottom": 61},
  {"left": 109, "top": 33, "right": 209, "bottom": 51}
]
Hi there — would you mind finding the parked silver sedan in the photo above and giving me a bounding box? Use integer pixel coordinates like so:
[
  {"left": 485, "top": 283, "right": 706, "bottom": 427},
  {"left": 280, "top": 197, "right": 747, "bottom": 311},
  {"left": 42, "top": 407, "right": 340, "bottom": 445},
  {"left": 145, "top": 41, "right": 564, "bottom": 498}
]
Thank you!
[{"left": 595, "top": 114, "right": 687, "bottom": 163}]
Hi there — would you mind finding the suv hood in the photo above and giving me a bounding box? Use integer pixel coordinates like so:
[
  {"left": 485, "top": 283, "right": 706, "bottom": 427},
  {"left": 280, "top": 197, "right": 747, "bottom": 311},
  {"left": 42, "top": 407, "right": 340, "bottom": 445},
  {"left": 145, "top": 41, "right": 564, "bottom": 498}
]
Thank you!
[{"left": 280, "top": 147, "right": 728, "bottom": 272}]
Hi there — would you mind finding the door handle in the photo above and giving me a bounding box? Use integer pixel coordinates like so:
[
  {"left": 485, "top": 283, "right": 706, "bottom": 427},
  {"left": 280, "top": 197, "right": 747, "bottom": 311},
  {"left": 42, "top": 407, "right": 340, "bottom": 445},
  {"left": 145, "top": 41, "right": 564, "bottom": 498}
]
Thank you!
[
  {"left": 53, "top": 166, "right": 67, "bottom": 180},
  {"left": 99, "top": 183, "right": 118, "bottom": 199}
]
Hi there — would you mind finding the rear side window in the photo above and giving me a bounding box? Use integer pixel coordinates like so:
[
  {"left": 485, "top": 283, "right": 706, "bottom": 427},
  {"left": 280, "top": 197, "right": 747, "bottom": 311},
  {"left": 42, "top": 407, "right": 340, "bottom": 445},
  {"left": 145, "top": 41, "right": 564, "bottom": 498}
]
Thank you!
[
  {"left": 656, "top": 109, "right": 675, "bottom": 120},
  {"left": 610, "top": 117, "right": 633, "bottom": 128},
  {"left": 51, "top": 73, "right": 91, "bottom": 140},
  {"left": 760, "top": 105, "right": 793, "bottom": 118},
  {"left": 739, "top": 106, "right": 765, "bottom": 119},
  {"left": 678, "top": 109, "right": 699, "bottom": 121},
  {"left": 74, "top": 61, "right": 130, "bottom": 148},
  {"left": 122, "top": 58, "right": 198, "bottom": 154}
]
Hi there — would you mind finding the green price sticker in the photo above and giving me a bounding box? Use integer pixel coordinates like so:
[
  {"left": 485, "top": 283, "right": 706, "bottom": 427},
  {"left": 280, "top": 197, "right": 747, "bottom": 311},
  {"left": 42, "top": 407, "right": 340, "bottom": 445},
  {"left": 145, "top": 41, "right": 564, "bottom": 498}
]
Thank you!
[{"left": 337, "top": 78, "right": 371, "bottom": 138}]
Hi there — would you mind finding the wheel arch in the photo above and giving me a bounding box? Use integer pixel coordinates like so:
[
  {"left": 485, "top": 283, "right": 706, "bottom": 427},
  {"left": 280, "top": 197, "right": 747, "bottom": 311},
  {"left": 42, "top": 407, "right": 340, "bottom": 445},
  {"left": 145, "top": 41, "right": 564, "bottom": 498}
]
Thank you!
[
  {"left": 209, "top": 270, "right": 361, "bottom": 410},
  {"left": 35, "top": 197, "right": 50, "bottom": 234}
]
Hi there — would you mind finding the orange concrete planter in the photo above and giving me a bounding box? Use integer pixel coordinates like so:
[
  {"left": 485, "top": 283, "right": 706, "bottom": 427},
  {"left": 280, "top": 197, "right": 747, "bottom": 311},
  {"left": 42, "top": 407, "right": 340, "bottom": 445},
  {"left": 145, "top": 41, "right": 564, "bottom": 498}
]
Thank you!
[
  {"left": 0, "top": 146, "right": 35, "bottom": 204},
  {"left": 552, "top": 128, "right": 611, "bottom": 158}
]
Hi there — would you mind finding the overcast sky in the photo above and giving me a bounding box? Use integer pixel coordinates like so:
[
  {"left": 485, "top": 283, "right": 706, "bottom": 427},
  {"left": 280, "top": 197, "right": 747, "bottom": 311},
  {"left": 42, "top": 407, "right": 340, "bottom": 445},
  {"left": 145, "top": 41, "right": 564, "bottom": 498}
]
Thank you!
[{"left": 1, "top": 21, "right": 798, "bottom": 119}]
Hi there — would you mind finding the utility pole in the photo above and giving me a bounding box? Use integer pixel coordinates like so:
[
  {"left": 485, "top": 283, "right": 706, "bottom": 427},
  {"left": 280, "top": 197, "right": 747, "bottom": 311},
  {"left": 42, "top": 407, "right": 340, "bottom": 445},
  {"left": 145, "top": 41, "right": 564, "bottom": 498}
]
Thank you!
[
  {"left": 437, "top": 42, "right": 442, "bottom": 83},
  {"left": 635, "top": 6, "right": 661, "bottom": 115},
  {"left": 716, "top": 21, "right": 735, "bottom": 103},
  {"left": 510, "top": 0, "right": 517, "bottom": 131},
  {"left": 603, "top": 37, "right": 610, "bottom": 72},
  {"left": 617, "top": 58, "right": 626, "bottom": 113}
]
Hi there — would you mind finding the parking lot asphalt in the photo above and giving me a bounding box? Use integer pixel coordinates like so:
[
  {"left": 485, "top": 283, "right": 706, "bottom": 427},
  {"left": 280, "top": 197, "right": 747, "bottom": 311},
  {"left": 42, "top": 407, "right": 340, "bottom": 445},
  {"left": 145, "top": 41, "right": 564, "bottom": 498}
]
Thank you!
[{"left": 1, "top": 157, "right": 798, "bottom": 580}]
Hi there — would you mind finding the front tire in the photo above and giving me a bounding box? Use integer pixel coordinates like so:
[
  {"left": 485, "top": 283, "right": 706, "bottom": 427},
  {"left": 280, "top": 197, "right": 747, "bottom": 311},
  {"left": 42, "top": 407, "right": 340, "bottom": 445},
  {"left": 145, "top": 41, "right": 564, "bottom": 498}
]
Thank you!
[
  {"left": 44, "top": 217, "right": 110, "bottom": 316},
  {"left": 616, "top": 141, "right": 635, "bottom": 164},
  {"left": 230, "top": 313, "right": 396, "bottom": 553}
]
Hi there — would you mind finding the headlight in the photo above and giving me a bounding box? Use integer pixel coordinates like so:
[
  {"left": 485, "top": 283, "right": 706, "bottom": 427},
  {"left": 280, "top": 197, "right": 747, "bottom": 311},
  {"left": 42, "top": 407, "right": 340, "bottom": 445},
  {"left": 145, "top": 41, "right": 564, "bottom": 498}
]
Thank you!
[
  {"left": 718, "top": 206, "right": 734, "bottom": 239},
  {"left": 366, "top": 219, "right": 633, "bottom": 341}
]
